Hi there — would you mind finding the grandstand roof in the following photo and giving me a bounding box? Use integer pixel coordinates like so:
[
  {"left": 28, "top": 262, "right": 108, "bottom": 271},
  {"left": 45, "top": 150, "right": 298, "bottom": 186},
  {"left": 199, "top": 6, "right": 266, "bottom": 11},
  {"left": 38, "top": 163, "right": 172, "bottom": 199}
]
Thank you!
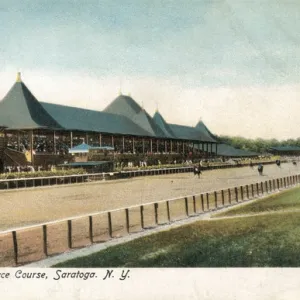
[
  {"left": 0, "top": 74, "right": 219, "bottom": 143},
  {"left": 41, "top": 102, "right": 153, "bottom": 137},
  {"left": 193, "top": 143, "right": 258, "bottom": 157},
  {"left": 169, "top": 123, "right": 217, "bottom": 142},
  {"left": 0, "top": 73, "right": 62, "bottom": 130},
  {"left": 152, "top": 111, "right": 176, "bottom": 138},
  {"left": 269, "top": 146, "right": 300, "bottom": 152},
  {"left": 104, "top": 95, "right": 167, "bottom": 137},
  {"left": 195, "top": 120, "right": 217, "bottom": 140}
]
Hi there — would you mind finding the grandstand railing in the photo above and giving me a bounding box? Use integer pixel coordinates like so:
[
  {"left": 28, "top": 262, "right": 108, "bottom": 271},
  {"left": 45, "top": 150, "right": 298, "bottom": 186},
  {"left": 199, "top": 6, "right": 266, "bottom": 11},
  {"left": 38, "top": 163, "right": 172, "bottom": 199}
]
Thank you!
[{"left": 0, "top": 173, "right": 299, "bottom": 267}]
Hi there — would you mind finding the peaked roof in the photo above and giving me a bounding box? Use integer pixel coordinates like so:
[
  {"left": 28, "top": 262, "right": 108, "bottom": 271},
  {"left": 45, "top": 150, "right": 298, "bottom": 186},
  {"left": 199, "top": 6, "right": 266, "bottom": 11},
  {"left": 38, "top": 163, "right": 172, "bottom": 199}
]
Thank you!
[
  {"left": 68, "top": 142, "right": 114, "bottom": 153},
  {"left": 153, "top": 111, "right": 176, "bottom": 138},
  {"left": 169, "top": 123, "right": 217, "bottom": 142},
  {"left": 41, "top": 102, "right": 153, "bottom": 137},
  {"left": 195, "top": 120, "right": 217, "bottom": 140},
  {"left": 104, "top": 95, "right": 166, "bottom": 137},
  {"left": 0, "top": 76, "right": 62, "bottom": 130}
]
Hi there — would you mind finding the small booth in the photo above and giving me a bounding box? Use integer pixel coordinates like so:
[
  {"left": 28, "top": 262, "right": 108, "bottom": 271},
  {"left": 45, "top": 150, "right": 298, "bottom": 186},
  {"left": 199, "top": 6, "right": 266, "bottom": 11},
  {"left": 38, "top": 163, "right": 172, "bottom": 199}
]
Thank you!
[{"left": 68, "top": 142, "right": 114, "bottom": 162}]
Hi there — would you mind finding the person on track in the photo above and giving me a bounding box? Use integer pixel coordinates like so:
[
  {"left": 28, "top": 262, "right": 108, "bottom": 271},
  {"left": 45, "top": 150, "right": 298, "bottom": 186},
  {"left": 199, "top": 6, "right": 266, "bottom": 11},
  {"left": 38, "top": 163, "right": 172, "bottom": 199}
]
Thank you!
[{"left": 258, "top": 164, "right": 263, "bottom": 176}]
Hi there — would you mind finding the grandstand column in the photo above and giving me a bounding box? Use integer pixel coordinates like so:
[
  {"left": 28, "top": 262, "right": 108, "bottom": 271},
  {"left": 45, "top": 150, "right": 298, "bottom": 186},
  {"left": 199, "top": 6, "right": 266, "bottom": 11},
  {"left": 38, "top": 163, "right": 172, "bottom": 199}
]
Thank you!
[
  {"left": 142, "top": 138, "right": 145, "bottom": 154},
  {"left": 85, "top": 133, "right": 88, "bottom": 144},
  {"left": 53, "top": 131, "right": 56, "bottom": 154},
  {"left": 165, "top": 140, "right": 167, "bottom": 153},
  {"left": 177, "top": 141, "right": 179, "bottom": 153},
  {"left": 68, "top": 131, "right": 72, "bottom": 148},
  {"left": 29, "top": 130, "right": 34, "bottom": 164},
  {"left": 215, "top": 143, "right": 218, "bottom": 156},
  {"left": 99, "top": 134, "right": 102, "bottom": 147},
  {"left": 132, "top": 137, "right": 135, "bottom": 153},
  {"left": 111, "top": 135, "right": 114, "bottom": 148},
  {"left": 171, "top": 140, "right": 173, "bottom": 153},
  {"left": 17, "top": 131, "right": 20, "bottom": 151},
  {"left": 156, "top": 139, "right": 159, "bottom": 153},
  {"left": 210, "top": 143, "right": 213, "bottom": 156},
  {"left": 183, "top": 141, "right": 185, "bottom": 153},
  {"left": 122, "top": 136, "right": 125, "bottom": 151},
  {"left": 150, "top": 139, "right": 153, "bottom": 153}
]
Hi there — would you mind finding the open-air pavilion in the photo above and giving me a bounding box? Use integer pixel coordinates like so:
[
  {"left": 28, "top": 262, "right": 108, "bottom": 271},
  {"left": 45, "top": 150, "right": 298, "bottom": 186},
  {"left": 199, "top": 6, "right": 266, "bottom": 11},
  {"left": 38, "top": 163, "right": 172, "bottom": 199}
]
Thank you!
[{"left": 0, "top": 73, "right": 218, "bottom": 170}]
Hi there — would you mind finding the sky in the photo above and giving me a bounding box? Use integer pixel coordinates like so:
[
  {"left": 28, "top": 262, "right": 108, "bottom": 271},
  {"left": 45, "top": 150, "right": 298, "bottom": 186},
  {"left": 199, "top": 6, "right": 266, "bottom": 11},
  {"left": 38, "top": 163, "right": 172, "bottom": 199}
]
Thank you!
[{"left": 0, "top": 0, "right": 299, "bottom": 140}]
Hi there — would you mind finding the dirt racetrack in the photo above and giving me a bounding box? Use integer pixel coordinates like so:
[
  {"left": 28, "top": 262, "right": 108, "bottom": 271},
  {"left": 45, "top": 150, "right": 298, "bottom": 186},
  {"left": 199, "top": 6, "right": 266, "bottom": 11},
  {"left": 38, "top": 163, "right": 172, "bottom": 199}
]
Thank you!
[{"left": 0, "top": 162, "right": 299, "bottom": 231}]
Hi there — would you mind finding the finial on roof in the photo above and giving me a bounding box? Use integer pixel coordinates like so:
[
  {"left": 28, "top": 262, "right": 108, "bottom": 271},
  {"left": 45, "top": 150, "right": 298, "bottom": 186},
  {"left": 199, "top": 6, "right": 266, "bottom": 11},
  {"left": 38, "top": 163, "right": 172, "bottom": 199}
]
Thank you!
[
  {"left": 16, "top": 72, "right": 22, "bottom": 82},
  {"left": 155, "top": 102, "right": 159, "bottom": 112}
]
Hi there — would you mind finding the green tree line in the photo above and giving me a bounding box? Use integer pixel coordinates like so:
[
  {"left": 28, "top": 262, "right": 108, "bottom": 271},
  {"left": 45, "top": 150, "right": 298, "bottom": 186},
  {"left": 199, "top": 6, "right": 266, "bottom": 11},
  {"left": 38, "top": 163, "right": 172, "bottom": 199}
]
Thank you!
[{"left": 217, "top": 135, "right": 300, "bottom": 154}]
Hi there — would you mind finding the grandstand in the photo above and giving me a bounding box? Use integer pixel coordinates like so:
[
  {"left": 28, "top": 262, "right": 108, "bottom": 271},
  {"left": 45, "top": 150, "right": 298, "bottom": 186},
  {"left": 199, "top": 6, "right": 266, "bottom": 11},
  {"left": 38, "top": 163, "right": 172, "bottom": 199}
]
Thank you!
[{"left": 0, "top": 73, "right": 221, "bottom": 170}]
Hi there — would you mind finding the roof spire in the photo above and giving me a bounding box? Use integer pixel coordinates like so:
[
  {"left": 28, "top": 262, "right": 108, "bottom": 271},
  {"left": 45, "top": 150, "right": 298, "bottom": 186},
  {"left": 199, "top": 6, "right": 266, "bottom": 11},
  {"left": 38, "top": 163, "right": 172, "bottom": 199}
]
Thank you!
[
  {"left": 16, "top": 72, "right": 22, "bottom": 82},
  {"left": 155, "top": 101, "right": 159, "bottom": 112}
]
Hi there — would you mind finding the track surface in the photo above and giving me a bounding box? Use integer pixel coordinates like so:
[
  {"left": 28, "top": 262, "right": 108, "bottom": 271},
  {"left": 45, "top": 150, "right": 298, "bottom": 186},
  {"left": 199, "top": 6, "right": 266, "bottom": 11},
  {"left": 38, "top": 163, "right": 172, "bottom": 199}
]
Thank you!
[{"left": 0, "top": 163, "right": 299, "bottom": 230}]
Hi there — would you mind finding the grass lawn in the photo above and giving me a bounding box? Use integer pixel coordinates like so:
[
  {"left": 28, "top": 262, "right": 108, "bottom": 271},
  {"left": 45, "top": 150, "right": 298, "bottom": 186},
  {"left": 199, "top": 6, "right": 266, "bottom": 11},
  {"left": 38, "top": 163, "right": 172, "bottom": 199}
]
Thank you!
[
  {"left": 54, "top": 210, "right": 300, "bottom": 267},
  {"left": 214, "top": 186, "right": 300, "bottom": 217}
]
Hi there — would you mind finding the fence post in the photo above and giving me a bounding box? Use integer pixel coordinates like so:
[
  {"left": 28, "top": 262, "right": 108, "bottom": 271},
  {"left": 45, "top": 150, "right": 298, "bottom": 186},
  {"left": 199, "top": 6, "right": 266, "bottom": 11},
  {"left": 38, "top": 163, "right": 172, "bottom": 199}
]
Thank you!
[
  {"left": 12, "top": 231, "right": 18, "bottom": 266},
  {"left": 125, "top": 209, "right": 130, "bottom": 233},
  {"left": 221, "top": 190, "right": 225, "bottom": 206},
  {"left": 251, "top": 184, "right": 254, "bottom": 198},
  {"left": 42, "top": 225, "right": 48, "bottom": 257},
  {"left": 284, "top": 177, "right": 286, "bottom": 188},
  {"left": 214, "top": 191, "right": 218, "bottom": 208},
  {"left": 246, "top": 185, "right": 249, "bottom": 199},
  {"left": 201, "top": 194, "right": 204, "bottom": 211},
  {"left": 67, "top": 220, "right": 72, "bottom": 249},
  {"left": 265, "top": 181, "right": 268, "bottom": 193},
  {"left": 185, "top": 197, "right": 189, "bottom": 216},
  {"left": 108, "top": 212, "right": 112, "bottom": 238},
  {"left": 140, "top": 206, "right": 144, "bottom": 229},
  {"left": 193, "top": 196, "right": 196, "bottom": 214},
  {"left": 240, "top": 186, "right": 244, "bottom": 201},
  {"left": 277, "top": 178, "right": 280, "bottom": 190},
  {"left": 235, "top": 187, "right": 238, "bottom": 202},
  {"left": 256, "top": 183, "right": 259, "bottom": 196},
  {"left": 206, "top": 193, "right": 210, "bottom": 210},
  {"left": 228, "top": 188, "right": 231, "bottom": 204},
  {"left": 154, "top": 203, "right": 159, "bottom": 225},
  {"left": 261, "top": 182, "right": 264, "bottom": 194},
  {"left": 89, "top": 216, "right": 93, "bottom": 243},
  {"left": 166, "top": 201, "right": 171, "bottom": 222}
]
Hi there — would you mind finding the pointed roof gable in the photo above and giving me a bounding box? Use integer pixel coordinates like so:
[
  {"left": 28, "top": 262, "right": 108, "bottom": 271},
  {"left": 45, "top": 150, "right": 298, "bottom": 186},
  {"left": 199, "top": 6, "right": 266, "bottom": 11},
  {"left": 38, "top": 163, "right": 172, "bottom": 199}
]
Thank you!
[
  {"left": 0, "top": 74, "right": 62, "bottom": 130},
  {"left": 195, "top": 119, "right": 217, "bottom": 140},
  {"left": 153, "top": 111, "right": 175, "bottom": 138},
  {"left": 104, "top": 95, "right": 166, "bottom": 137}
]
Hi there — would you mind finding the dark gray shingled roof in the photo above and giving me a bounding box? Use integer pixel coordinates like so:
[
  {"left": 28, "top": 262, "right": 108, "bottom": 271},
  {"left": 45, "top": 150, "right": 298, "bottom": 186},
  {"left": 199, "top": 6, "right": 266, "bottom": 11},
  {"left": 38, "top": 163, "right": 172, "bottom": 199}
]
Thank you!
[
  {"left": 269, "top": 146, "right": 300, "bottom": 152},
  {"left": 169, "top": 123, "right": 217, "bottom": 142},
  {"left": 0, "top": 79, "right": 62, "bottom": 130},
  {"left": 195, "top": 120, "right": 217, "bottom": 140},
  {"left": 104, "top": 95, "right": 167, "bottom": 138},
  {"left": 152, "top": 111, "right": 176, "bottom": 138},
  {"left": 41, "top": 102, "right": 153, "bottom": 137}
]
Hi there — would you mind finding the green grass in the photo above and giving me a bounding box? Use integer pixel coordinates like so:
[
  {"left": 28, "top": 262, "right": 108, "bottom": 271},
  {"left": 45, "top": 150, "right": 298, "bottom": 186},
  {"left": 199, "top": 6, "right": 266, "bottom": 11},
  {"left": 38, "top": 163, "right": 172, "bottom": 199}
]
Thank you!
[
  {"left": 53, "top": 210, "right": 300, "bottom": 267},
  {"left": 214, "top": 186, "right": 300, "bottom": 217}
]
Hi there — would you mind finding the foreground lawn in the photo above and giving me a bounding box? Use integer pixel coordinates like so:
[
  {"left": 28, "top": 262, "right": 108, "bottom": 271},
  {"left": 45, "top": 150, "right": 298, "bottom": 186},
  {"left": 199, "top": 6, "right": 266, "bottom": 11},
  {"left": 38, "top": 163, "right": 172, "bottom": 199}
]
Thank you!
[
  {"left": 215, "top": 186, "right": 300, "bottom": 217},
  {"left": 54, "top": 210, "right": 300, "bottom": 267}
]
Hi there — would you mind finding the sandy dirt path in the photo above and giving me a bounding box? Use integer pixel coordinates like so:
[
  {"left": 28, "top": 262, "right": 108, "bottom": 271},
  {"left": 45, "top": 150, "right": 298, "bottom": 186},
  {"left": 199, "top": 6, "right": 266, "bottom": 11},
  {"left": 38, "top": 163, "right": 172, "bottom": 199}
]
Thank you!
[{"left": 0, "top": 162, "right": 299, "bottom": 230}]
